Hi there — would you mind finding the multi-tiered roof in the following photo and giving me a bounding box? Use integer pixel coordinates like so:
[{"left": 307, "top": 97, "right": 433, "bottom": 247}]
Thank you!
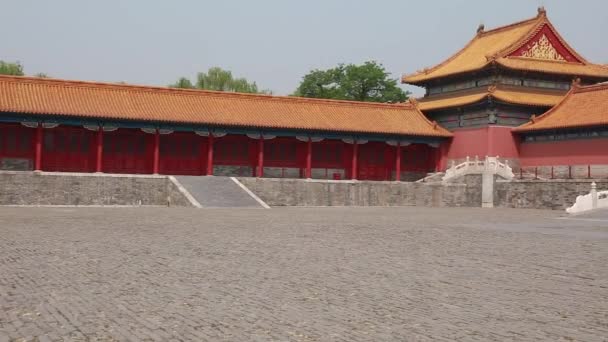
[
  {"left": 403, "top": 8, "right": 608, "bottom": 112},
  {"left": 403, "top": 7, "right": 608, "bottom": 85}
]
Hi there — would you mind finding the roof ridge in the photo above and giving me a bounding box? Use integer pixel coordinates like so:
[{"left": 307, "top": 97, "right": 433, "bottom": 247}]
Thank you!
[
  {"left": 574, "top": 82, "right": 608, "bottom": 92},
  {"left": 497, "top": 14, "right": 589, "bottom": 64},
  {"left": 402, "top": 11, "right": 542, "bottom": 84},
  {"left": 402, "top": 34, "right": 481, "bottom": 81},
  {"left": 479, "top": 14, "right": 541, "bottom": 36},
  {"left": 513, "top": 85, "right": 576, "bottom": 131},
  {"left": 0, "top": 74, "right": 411, "bottom": 110},
  {"left": 407, "top": 99, "right": 452, "bottom": 135}
]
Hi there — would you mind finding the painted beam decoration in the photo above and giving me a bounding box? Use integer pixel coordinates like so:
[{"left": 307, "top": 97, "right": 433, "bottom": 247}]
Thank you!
[
  {"left": 521, "top": 34, "right": 565, "bottom": 61},
  {"left": 508, "top": 24, "right": 581, "bottom": 63}
]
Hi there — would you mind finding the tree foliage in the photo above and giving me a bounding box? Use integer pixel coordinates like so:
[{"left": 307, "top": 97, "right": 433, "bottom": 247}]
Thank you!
[
  {"left": 170, "top": 67, "right": 270, "bottom": 94},
  {"left": 293, "top": 61, "right": 409, "bottom": 103},
  {"left": 0, "top": 61, "right": 25, "bottom": 76},
  {"left": 171, "top": 77, "right": 194, "bottom": 89},
  {"left": 0, "top": 61, "right": 50, "bottom": 78}
]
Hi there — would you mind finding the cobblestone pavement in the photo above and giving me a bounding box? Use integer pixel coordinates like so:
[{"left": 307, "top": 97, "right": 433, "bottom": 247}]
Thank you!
[{"left": 0, "top": 206, "right": 607, "bottom": 341}]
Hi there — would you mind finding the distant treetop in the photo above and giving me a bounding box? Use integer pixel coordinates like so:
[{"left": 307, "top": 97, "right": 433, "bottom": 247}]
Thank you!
[
  {"left": 0, "top": 61, "right": 25, "bottom": 76},
  {"left": 293, "top": 61, "right": 409, "bottom": 103},
  {"left": 170, "top": 67, "right": 271, "bottom": 94}
]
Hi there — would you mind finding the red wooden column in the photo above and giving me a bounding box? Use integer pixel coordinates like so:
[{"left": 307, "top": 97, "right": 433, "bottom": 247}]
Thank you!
[
  {"left": 95, "top": 128, "right": 103, "bottom": 173},
  {"left": 351, "top": 141, "right": 358, "bottom": 180},
  {"left": 206, "top": 134, "right": 214, "bottom": 176},
  {"left": 305, "top": 137, "right": 312, "bottom": 179},
  {"left": 34, "top": 124, "right": 43, "bottom": 171},
  {"left": 152, "top": 129, "right": 160, "bottom": 174},
  {"left": 395, "top": 142, "right": 401, "bottom": 181},
  {"left": 256, "top": 136, "right": 264, "bottom": 178}
]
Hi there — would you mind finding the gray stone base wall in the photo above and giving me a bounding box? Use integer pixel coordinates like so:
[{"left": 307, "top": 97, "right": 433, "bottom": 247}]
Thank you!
[
  {"left": 310, "top": 168, "right": 345, "bottom": 180},
  {"left": 237, "top": 177, "right": 481, "bottom": 207},
  {"left": 2, "top": 171, "right": 603, "bottom": 210},
  {"left": 516, "top": 165, "right": 608, "bottom": 179},
  {"left": 395, "top": 171, "right": 428, "bottom": 182},
  {"left": 213, "top": 165, "right": 254, "bottom": 177},
  {"left": 1, "top": 157, "right": 33, "bottom": 171},
  {"left": 0, "top": 171, "right": 192, "bottom": 206},
  {"left": 494, "top": 179, "right": 608, "bottom": 210},
  {"left": 263, "top": 167, "right": 301, "bottom": 179}
]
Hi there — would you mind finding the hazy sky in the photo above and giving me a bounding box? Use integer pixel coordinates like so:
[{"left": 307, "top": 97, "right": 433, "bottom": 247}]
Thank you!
[{"left": 2, "top": 0, "right": 607, "bottom": 96}]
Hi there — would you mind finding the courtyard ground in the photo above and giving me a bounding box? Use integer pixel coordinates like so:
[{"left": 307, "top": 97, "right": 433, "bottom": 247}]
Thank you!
[{"left": 0, "top": 206, "right": 607, "bottom": 341}]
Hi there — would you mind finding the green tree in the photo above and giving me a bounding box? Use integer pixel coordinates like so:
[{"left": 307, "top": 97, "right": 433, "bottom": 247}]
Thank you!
[
  {"left": 170, "top": 67, "right": 270, "bottom": 94},
  {"left": 170, "top": 77, "right": 194, "bottom": 89},
  {"left": 33, "top": 72, "right": 49, "bottom": 78},
  {"left": 293, "top": 61, "right": 409, "bottom": 103},
  {"left": 0, "top": 61, "right": 25, "bottom": 76}
]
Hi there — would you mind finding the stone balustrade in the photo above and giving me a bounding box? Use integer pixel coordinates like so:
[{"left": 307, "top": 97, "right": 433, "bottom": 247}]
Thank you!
[
  {"left": 443, "top": 156, "right": 514, "bottom": 183},
  {"left": 566, "top": 182, "right": 608, "bottom": 214}
]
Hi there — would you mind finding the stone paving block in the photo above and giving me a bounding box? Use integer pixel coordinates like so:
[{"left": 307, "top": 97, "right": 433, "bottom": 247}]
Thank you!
[{"left": 0, "top": 206, "right": 606, "bottom": 341}]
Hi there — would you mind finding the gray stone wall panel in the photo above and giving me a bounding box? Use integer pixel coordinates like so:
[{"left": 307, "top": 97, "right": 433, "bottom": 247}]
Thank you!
[
  {"left": 237, "top": 178, "right": 479, "bottom": 208},
  {"left": 0, "top": 172, "right": 192, "bottom": 206},
  {"left": 494, "top": 180, "right": 608, "bottom": 210}
]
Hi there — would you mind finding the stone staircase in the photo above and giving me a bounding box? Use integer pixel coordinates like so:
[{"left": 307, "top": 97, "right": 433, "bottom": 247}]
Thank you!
[{"left": 173, "top": 176, "right": 267, "bottom": 208}]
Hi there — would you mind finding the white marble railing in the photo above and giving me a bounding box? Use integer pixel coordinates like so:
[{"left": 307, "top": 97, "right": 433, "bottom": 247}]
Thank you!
[
  {"left": 442, "top": 156, "right": 514, "bottom": 182},
  {"left": 566, "top": 182, "right": 608, "bottom": 214}
]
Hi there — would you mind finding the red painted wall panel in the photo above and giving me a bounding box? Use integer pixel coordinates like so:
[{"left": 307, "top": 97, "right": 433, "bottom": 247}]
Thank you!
[
  {"left": 42, "top": 126, "right": 96, "bottom": 172},
  {"left": 358, "top": 141, "right": 390, "bottom": 180},
  {"left": 486, "top": 126, "right": 520, "bottom": 158},
  {"left": 443, "top": 126, "right": 519, "bottom": 164},
  {"left": 214, "top": 135, "right": 255, "bottom": 166},
  {"left": 0, "top": 122, "right": 442, "bottom": 179},
  {"left": 0, "top": 123, "right": 35, "bottom": 160},
  {"left": 263, "top": 137, "right": 301, "bottom": 168},
  {"left": 102, "top": 129, "right": 153, "bottom": 174},
  {"left": 520, "top": 138, "right": 608, "bottom": 166},
  {"left": 159, "top": 132, "right": 204, "bottom": 175}
]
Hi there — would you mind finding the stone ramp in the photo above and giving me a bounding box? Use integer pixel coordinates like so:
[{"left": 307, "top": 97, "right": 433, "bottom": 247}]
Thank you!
[{"left": 174, "top": 176, "right": 266, "bottom": 208}]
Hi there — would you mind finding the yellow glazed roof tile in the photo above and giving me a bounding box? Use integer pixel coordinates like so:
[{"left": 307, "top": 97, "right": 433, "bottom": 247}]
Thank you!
[
  {"left": 514, "top": 82, "right": 608, "bottom": 132},
  {"left": 402, "top": 9, "right": 608, "bottom": 84},
  {"left": 417, "top": 86, "right": 564, "bottom": 111},
  {"left": 0, "top": 75, "right": 452, "bottom": 137}
]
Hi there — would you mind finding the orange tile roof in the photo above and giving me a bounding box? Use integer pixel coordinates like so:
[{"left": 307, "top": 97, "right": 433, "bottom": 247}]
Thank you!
[
  {"left": 418, "top": 92, "right": 487, "bottom": 112},
  {"left": 492, "top": 87, "right": 565, "bottom": 107},
  {"left": 417, "top": 85, "right": 564, "bottom": 111},
  {"left": 402, "top": 9, "right": 608, "bottom": 84},
  {"left": 514, "top": 82, "right": 608, "bottom": 132},
  {"left": 0, "top": 75, "right": 451, "bottom": 137},
  {"left": 497, "top": 58, "right": 608, "bottom": 78}
]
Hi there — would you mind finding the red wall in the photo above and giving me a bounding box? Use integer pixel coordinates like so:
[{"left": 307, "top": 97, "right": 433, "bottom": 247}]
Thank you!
[
  {"left": 441, "top": 126, "right": 520, "bottom": 167},
  {"left": 42, "top": 126, "right": 96, "bottom": 172},
  {"left": 159, "top": 132, "right": 207, "bottom": 175},
  {"left": 0, "top": 123, "right": 35, "bottom": 161},
  {"left": 0, "top": 122, "right": 441, "bottom": 180},
  {"left": 519, "top": 138, "right": 608, "bottom": 166}
]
